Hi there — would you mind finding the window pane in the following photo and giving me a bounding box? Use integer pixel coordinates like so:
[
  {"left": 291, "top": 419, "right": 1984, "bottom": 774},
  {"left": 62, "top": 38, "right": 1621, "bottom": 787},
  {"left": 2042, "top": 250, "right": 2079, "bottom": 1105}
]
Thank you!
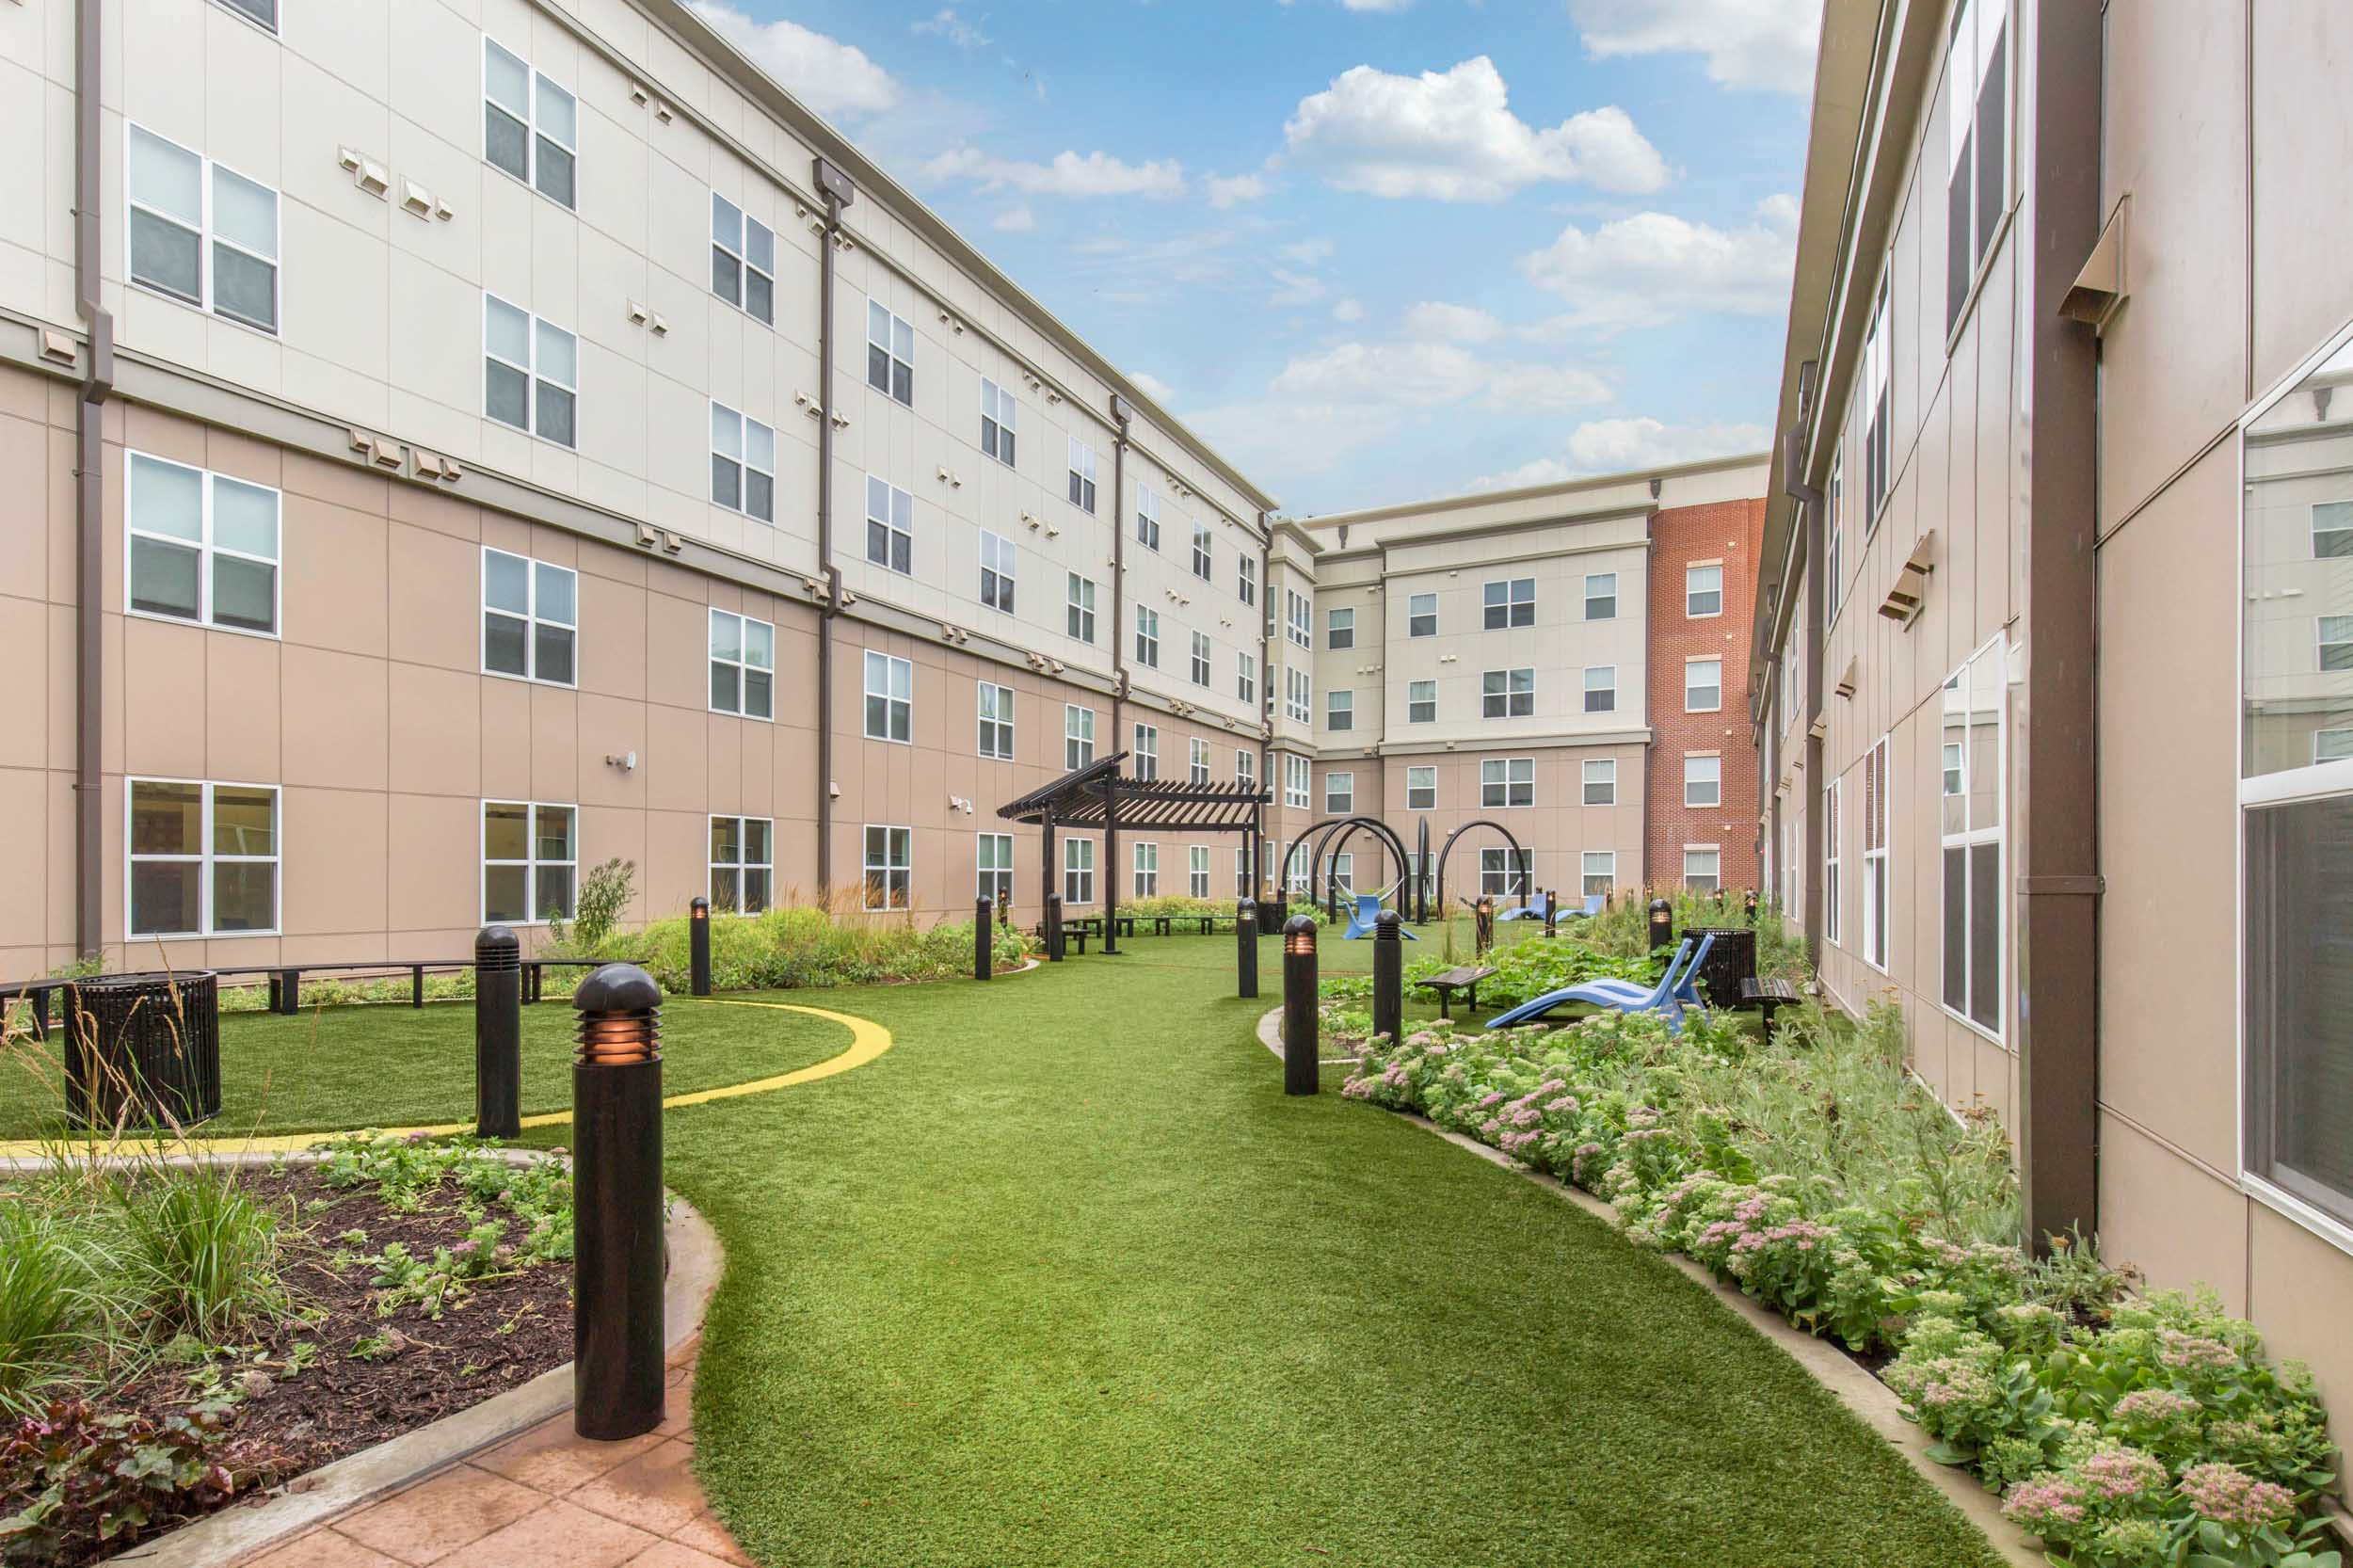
[
  {"left": 536, "top": 806, "right": 575, "bottom": 860},
  {"left": 484, "top": 864, "right": 528, "bottom": 923},
  {"left": 130, "top": 536, "right": 201, "bottom": 620},
  {"left": 484, "top": 550, "right": 531, "bottom": 614},
  {"left": 1943, "top": 844, "right": 1968, "bottom": 1013},
  {"left": 712, "top": 456, "right": 742, "bottom": 508},
  {"left": 130, "top": 781, "right": 202, "bottom": 855},
  {"left": 211, "top": 166, "right": 277, "bottom": 258},
  {"left": 486, "top": 360, "right": 529, "bottom": 428},
  {"left": 746, "top": 818, "right": 772, "bottom": 863},
  {"left": 211, "top": 555, "right": 275, "bottom": 633},
  {"left": 1968, "top": 840, "right": 2000, "bottom": 1029},
  {"left": 485, "top": 104, "right": 529, "bottom": 181},
  {"left": 484, "top": 40, "right": 531, "bottom": 114},
  {"left": 535, "top": 563, "right": 576, "bottom": 624},
  {"left": 131, "top": 859, "right": 202, "bottom": 936},
  {"left": 484, "top": 611, "right": 528, "bottom": 676},
  {"left": 712, "top": 245, "right": 742, "bottom": 303},
  {"left": 746, "top": 271, "right": 774, "bottom": 323},
  {"left": 535, "top": 321, "right": 577, "bottom": 386},
  {"left": 711, "top": 815, "right": 742, "bottom": 865},
  {"left": 712, "top": 662, "right": 740, "bottom": 712},
  {"left": 535, "top": 75, "right": 576, "bottom": 145},
  {"left": 2246, "top": 795, "right": 2353, "bottom": 1219},
  {"left": 711, "top": 866, "right": 741, "bottom": 912},
  {"left": 746, "top": 471, "right": 774, "bottom": 521},
  {"left": 129, "top": 128, "right": 202, "bottom": 223},
  {"left": 130, "top": 455, "right": 203, "bottom": 540},
  {"left": 746, "top": 669, "right": 773, "bottom": 719},
  {"left": 710, "top": 610, "right": 742, "bottom": 661},
  {"left": 535, "top": 623, "right": 575, "bottom": 685},
  {"left": 536, "top": 139, "right": 575, "bottom": 207},
  {"left": 712, "top": 403, "right": 744, "bottom": 457},
  {"left": 212, "top": 861, "right": 275, "bottom": 932},
  {"left": 744, "top": 620, "right": 774, "bottom": 670},
  {"left": 535, "top": 864, "right": 574, "bottom": 921},
  {"left": 744, "top": 868, "right": 770, "bottom": 913},
  {"left": 746, "top": 220, "right": 774, "bottom": 274},
  {"left": 536, "top": 382, "right": 576, "bottom": 447},
  {"left": 486, "top": 296, "right": 532, "bottom": 364},
  {"left": 484, "top": 802, "right": 530, "bottom": 860},
  {"left": 211, "top": 245, "right": 276, "bottom": 329},
  {"left": 128, "top": 210, "right": 201, "bottom": 300},
  {"left": 211, "top": 476, "right": 278, "bottom": 558}
]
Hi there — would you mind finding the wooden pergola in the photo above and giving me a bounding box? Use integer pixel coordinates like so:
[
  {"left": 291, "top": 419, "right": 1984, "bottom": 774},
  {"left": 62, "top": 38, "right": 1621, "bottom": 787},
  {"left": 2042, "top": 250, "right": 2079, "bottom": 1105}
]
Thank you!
[{"left": 997, "top": 752, "right": 1270, "bottom": 954}]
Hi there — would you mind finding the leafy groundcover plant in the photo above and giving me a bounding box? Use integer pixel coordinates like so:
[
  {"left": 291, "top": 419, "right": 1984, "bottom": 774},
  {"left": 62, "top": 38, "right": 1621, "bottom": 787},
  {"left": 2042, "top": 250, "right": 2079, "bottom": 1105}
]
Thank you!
[{"left": 1330, "top": 1003, "right": 2341, "bottom": 1568}]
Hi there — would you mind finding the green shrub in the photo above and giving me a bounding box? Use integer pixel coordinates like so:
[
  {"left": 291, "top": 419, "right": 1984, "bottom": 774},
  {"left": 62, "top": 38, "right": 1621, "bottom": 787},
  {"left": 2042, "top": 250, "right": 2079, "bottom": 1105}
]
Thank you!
[
  {"left": 564, "top": 899, "right": 1032, "bottom": 995},
  {"left": 0, "top": 1213, "right": 94, "bottom": 1418},
  {"left": 105, "top": 1170, "right": 285, "bottom": 1341},
  {"left": 559, "top": 857, "right": 636, "bottom": 950}
]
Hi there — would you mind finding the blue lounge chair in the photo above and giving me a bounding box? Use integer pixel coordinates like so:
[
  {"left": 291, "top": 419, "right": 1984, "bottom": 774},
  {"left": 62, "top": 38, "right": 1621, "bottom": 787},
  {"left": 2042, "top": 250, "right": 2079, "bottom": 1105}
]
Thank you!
[
  {"left": 1341, "top": 893, "right": 1419, "bottom": 940},
  {"left": 1578, "top": 893, "right": 1605, "bottom": 918},
  {"left": 1497, "top": 890, "right": 1551, "bottom": 923},
  {"left": 1482, "top": 936, "right": 1713, "bottom": 1032}
]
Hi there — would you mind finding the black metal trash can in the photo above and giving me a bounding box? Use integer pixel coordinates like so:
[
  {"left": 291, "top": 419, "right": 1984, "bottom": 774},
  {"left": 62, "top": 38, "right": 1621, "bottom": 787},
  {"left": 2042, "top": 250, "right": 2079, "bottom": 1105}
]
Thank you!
[
  {"left": 1686, "top": 927, "right": 1756, "bottom": 1012},
  {"left": 63, "top": 972, "right": 222, "bottom": 1128},
  {"left": 1257, "top": 897, "right": 1287, "bottom": 935}
]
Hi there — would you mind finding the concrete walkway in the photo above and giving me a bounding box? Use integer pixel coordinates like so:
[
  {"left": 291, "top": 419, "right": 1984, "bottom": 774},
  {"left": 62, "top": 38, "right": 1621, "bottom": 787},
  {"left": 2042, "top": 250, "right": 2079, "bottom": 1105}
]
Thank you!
[{"left": 237, "top": 1342, "right": 744, "bottom": 1568}]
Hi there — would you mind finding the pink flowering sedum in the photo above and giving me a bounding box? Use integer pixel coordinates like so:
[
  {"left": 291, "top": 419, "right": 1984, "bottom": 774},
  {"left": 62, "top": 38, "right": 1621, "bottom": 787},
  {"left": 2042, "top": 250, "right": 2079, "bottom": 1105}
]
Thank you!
[{"left": 2176, "top": 1462, "right": 2296, "bottom": 1528}]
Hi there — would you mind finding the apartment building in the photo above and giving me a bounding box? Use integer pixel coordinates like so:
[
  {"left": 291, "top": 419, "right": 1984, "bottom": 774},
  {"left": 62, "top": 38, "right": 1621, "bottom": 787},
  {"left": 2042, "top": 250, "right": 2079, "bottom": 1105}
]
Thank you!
[
  {"left": 0, "top": 0, "right": 1299, "bottom": 977},
  {"left": 1755, "top": 0, "right": 2353, "bottom": 1423},
  {"left": 1291, "top": 456, "right": 1767, "bottom": 909}
]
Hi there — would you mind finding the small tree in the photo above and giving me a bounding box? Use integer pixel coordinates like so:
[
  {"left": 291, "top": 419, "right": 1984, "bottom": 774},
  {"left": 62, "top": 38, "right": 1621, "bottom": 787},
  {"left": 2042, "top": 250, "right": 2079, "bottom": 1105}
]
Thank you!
[{"left": 560, "top": 857, "right": 636, "bottom": 950}]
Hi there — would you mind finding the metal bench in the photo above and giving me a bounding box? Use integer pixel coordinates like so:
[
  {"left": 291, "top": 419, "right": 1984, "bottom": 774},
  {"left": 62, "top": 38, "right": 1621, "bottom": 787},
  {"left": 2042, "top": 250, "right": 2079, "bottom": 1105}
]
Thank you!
[
  {"left": 1739, "top": 976, "right": 1804, "bottom": 1036},
  {"left": 1416, "top": 964, "right": 1499, "bottom": 1021}
]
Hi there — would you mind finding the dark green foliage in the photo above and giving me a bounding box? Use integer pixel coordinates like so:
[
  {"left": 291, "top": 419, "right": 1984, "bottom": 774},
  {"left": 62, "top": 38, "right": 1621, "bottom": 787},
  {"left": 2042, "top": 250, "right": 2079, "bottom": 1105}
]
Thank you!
[{"left": 0, "top": 1398, "right": 287, "bottom": 1564}]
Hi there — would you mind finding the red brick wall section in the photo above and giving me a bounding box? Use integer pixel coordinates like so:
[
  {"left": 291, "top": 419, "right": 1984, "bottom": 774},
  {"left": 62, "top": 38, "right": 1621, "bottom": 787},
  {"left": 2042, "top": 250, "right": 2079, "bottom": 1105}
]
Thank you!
[{"left": 1646, "top": 498, "right": 1766, "bottom": 894}]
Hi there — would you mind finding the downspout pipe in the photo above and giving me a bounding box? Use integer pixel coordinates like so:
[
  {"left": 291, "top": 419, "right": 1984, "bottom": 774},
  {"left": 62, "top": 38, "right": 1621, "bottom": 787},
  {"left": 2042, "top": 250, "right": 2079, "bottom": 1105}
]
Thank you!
[
  {"left": 1782, "top": 416, "right": 1825, "bottom": 971},
  {"left": 74, "top": 0, "right": 114, "bottom": 962},
  {"left": 811, "top": 158, "right": 855, "bottom": 899},
  {"left": 1257, "top": 517, "right": 1273, "bottom": 897},
  {"left": 1104, "top": 395, "right": 1131, "bottom": 953}
]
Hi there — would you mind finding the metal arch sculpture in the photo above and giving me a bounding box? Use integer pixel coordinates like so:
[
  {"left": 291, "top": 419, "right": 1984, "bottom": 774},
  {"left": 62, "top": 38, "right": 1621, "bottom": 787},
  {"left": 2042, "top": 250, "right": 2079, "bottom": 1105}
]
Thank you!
[
  {"left": 1433, "top": 818, "right": 1532, "bottom": 918},
  {"left": 1323, "top": 818, "right": 1403, "bottom": 918},
  {"left": 1415, "top": 817, "right": 1432, "bottom": 923},
  {"left": 1276, "top": 815, "right": 1415, "bottom": 918}
]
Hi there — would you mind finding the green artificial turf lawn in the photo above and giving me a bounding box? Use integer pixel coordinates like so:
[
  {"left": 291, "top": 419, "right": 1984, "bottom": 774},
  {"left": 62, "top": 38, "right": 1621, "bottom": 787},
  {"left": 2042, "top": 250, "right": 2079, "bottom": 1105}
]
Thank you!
[
  {"left": 648, "top": 932, "right": 2007, "bottom": 1568},
  {"left": 0, "top": 995, "right": 846, "bottom": 1139}
]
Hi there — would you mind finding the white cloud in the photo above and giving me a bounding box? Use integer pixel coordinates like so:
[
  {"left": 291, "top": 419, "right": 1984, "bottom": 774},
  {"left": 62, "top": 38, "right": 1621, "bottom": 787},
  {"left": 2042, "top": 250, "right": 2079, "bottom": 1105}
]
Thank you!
[
  {"left": 1483, "top": 362, "right": 1615, "bottom": 410},
  {"left": 1402, "top": 301, "right": 1503, "bottom": 344},
  {"left": 1128, "top": 372, "right": 1176, "bottom": 404},
  {"left": 924, "top": 147, "right": 1187, "bottom": 199},
  {"left": 1282, "top": 57, "right": 1667, "bottom": 200},
  {"left": 1268, "top": 268, "right": 1329, "bottom": 308},
  {"left": 1269, "top": 340, "right": 1609, "bottom": 411},
  {"left": 1466, "top": 458, "right": 1577, "bottom": 492},
  {"left": 688, "top": 2, "right": 901, "bottom": 120},
  {"left": 1205, "top": 173, "right": 1271, "bottom": 208},
  {"left": 1570, "top": 0, "right": 1821, "bottom": 91},
  {"left": 1279, "top": 238, "right": 1336, "bottom": 266},
  {"left": 912, "top": 5, "right": 989, "bottom": 48},
  {"left": 1521, "top": 194, "right": 1798, "bottom": 329},
  {"left": 992, "top": 204, "right": 1035, "bottom": 233},
  {"left": 1466, "top": 417, "right": 1769, "bottom": 491},
  {"left": 1333, "top": 298, "right": 1365, "bottom": 323}
]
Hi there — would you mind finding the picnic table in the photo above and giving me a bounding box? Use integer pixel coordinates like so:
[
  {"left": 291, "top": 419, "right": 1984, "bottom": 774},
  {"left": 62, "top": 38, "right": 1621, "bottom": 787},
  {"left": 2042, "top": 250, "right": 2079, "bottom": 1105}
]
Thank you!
[{"left": 1416, "top": 964, "right": 1499, "bottom": 1020}]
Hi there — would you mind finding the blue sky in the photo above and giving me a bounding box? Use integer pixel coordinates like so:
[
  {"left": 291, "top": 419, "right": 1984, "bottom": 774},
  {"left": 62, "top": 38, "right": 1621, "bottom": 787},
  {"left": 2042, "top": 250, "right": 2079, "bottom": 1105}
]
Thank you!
[{"left": 690, "top": 0, "right": 1819, "bottom": 513}]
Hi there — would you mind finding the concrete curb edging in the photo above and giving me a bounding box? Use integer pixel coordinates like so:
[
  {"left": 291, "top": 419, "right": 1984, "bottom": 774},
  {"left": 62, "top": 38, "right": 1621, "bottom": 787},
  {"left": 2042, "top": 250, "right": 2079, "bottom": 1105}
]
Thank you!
[
  {"left": 1251, "top": 1000, "right": 1360, "bottom": 1065},
  {"left": 1249, "top": 1006, "right": 2041, "bottom": 1568},
  {"left": 107, "top": 1153, "right": 725, "bottom": 1568}
]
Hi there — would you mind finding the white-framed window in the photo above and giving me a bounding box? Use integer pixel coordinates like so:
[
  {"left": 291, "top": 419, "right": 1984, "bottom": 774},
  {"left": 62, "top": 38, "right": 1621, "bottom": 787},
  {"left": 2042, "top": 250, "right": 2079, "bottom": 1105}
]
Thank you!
[
  {"left": 1406, "top": 765, "right": 1435, "bottom": 810},
  {"left": 1188, "top": 845, "right": 1211, "bottom": 899},
  {"left": 482, "top": 547, "right": 576, "bottom": 686},
  {"left": 1941, "top": 640, "right": 2006, "bottom": 1035},
  {"left": 710, "top": 194, "right": 774, "bottom": 323},
  {"left": 1582, "top": 759, "right": 1615, "bottom": 806},
  {"left": 1239, "top": 650, "right": 1257, "bottom": 707},
  {"left": 1945, "top": 0, "right": 2010, "bottom": 334},
  {"left": 1135, "top": 485, "right": 1161, "bottom": 551},
  {"left": 1824, "top": 776, "right": 1843, "bottom": 945},
  {"left": 1286, "top": 589, "right": 1311, "bottom": 648},
  {"left": 1133, "top": 723, "right": 1160, "bottom": 781},
  {"left": 1069, "top": 439, "right": 1099, "bottom": 514},
  {"left": 1326, "top": 690, "right": 1353, "bottom": 732},
  {"left": 2313, "top": 501, "right": 2353, "bottom": 559},
  {"left": 1481, "top": 757, "right": 1533, "bottom": 808},
  {"left": 1285, "top": 842, "right": 1310, "bottom": 894},
  {"left": 1407, "top": 680, "right": 1436, "bottom": 724},
  {"left": 1283, "top": 753, "right": 1310, "bottom": 809},
  {"left": 1191, "top": 631, "right": 1212, "bottom": 686},
  {"left": 1686, "top": 564, "right": 1724, "bottom": 618},
  {"left": 1064, "top": 704, "right": 1096, "bottom": 769},
  {"left": 126, "top": 779, "right": 278, "bottom": 937},
  {"left": 1190, "top": 737, "right": 1210, "bottom": 784},
  {"left": 216, "top": 0, "right": 276, "bottom": 31},
  {"left": 1131, "top": 840, "right": 1160, "bottom": 897},
  {"left": 1284, "top": 665, "right": 1311, "bottom": 724},
  {"left": 1239, "top": 553, "right": 1257, "bottom": 607},
  {"left": 2316, "top": 728, "right": 2353, "bottom": 765},
  {"left": 1583, "top": 573, "right": 1616, "bottom": 620},
  {"left": 981, "top": 378, "right": 1018, "bottom": 468},
  {"left": 1067, "top": 573, "right": 1096, "bottom": 643},
  {"left": 1236, "top": 749, "right": 1257, "bottom": 791},
  {"left": 1134, "top": 606, "right": 1160, "bottom": 668},
  {"left": 484, "top": 295, "right": 576, "bottom": 447},
  {"left": 977, "top": 831, "right": 1014, "bottom": 908},
  {"left": 1864, "top": 276, "right": 1893, "bottom": 523},
  {"left": 863, "top": 650, "right": 912, "bottom": 744},
  {"left": 1481, "top": 848, "right": 1529, "bottom": 898},
  {"left": 863, "top": 824, "right": 913, "bottom": 910},
  {"left": 1582, "top": 665, "right": 1616, "bottom": 714},
  {"left": 1863, "top": 735, "right": 1890, "bottom": 969},
  {"left": 980, "top": 531, "right": 1016, "bottom": 614},
  {"left": 1481, "top": 667, "right": 1534, "bottom": 719},
  {"left": 710, "top": 815, "right": 774, "bottom": 914},
  {"left": 483, "top": 800, "right": 574, "bottom": 926},
  {"left": 1684, "top": 847, "right": 1721, "bottom": 892},
  {"left": 1482, "top": 577, "right": 1535, "bottom": 630},
  {"left": 1064, "top": 837, "right": 1096, "bottom": 904},
  {"left": 1407, "top": 591, "right": 1437, "bottom": 637},
  {"left": 1684, "top": 754, "right": 1721, "bottom": 808},
  {"left": 1235, "top": 845, "right": 1253, "bottom": 896},
  {"left": 1325, "top": 771, "right": 1353, "bottom": 814},
  {"left": 2320, "top": 616, "right": 2353, "bottom": 672},
  {"left": 711, "top": 403, "right": 776, "bottom": 522},
  {"left": 125, "top": 452, "right": 279, "bottom": 636},
  {"left": 126, "top": 125, "right": 280, "bottom": 333},
  {"left": 865, "top": 475, "right": 913, "bottom": 575},
  {"left": 1686, "top": 658, "right": 1722, "bottom": 713},
  {"left": 484, "top": 37, "right": 575, "bottom": 208},
  {"left": 1827, "top": 456, "right": 1847, "bottom": 619},
  {"left": 1578, "top": 851, "right": 1613, "bottom": 899},
  {"left": 1327, "top": 608, "right": 1355, "bottom": 649},
  {"left": 978, "top": 681, "right": 1015, "bottom": 760},
  {"left": 710, "top": 609, "right": 776, "bottom": 720},
  {"left": 1192, "top": 520, "right": 1213, "bottom": 581},
  {"left": 867, "top": 300, "right": 914, "bottom": 405}
]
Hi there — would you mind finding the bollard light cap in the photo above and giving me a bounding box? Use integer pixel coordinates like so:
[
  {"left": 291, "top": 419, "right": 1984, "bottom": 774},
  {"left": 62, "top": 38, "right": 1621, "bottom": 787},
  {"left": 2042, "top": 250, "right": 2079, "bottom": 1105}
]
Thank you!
[
  {"left": 575, "top": 962, "right": 662, "bottom": 1015},
  {"left": 1375, "top": 910, "right": 1400, "bottom": 932},
  {"left": 475, "top": 923, "right": 520, "bottom": 959},
  {"left": 690, "top": 896, "right": 710, "bottom": 919}
]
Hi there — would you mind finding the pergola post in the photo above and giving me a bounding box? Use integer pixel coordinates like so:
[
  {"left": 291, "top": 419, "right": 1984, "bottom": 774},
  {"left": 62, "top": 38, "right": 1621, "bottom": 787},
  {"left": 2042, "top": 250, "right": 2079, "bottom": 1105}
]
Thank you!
[
  {"left": 1040, "top": 808, "right": 1057, "bottom": 955},
  {"left": 1100, "top": 772, "right": 1120, "bottom": 954}
]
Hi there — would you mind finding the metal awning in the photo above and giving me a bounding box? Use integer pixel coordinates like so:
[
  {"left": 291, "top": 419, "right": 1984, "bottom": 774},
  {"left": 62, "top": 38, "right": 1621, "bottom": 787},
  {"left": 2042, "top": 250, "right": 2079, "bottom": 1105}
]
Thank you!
[{"left": 997, "top": 751, "right": 1270, "bottom": 833}]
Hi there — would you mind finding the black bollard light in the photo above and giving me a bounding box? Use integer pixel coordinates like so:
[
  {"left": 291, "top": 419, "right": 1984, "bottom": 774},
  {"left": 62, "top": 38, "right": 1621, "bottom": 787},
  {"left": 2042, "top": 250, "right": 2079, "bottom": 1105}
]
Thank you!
[
  {"left": 1543, "top": 888, "right": 1559, "bottom": 940},
  {"left": 1648, "top": 896, "right": 1674, "bottom": 953},
  {"left": 572, "top": 963, "right": 665, "bottom": 1442},
  {"left": 1743, "top": 888, "right": 1760, "bottom": 922},
  {"left": 688, "top": 896, "right": 712, "bottom": 998},
  {"left": 1236, "top": 897, "right": 1259, "bottom": 998},
  {"left": 1474, "top": 895, "right": 1495, "bottom": 957},
  {"left": 1046, "top": 894, "right": 1064, "bottom": 962},
  {"left": 1372, "top": 910, "right": 1402, "bottom": 1045},
  {"left": 975, "top": 896, "right": 994, "bottom": 982},
  {"left": 1281, "top": 916, "right": 1320, "bottom": 1096},
  {"left": 473, "top": 925, "right": 522, "bottom": 1141}
]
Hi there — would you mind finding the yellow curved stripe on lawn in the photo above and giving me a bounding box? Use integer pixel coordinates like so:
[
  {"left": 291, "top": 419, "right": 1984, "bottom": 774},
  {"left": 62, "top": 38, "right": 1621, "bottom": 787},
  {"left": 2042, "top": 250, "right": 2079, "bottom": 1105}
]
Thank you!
[{"left": 0, "top": 998, "right": 889, "bottom": 1160}]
